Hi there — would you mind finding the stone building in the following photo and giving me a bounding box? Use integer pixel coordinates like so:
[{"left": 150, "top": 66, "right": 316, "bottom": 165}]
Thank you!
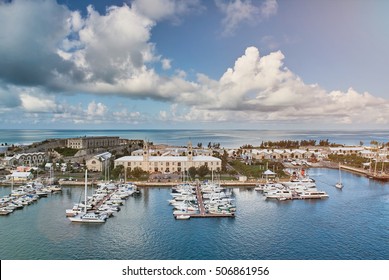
[
  {"left": 114, "top": 142, "right": 221, "bottom": 174},
  {"left": 67, "top": 136, "right": 120, "bottom": 149}
]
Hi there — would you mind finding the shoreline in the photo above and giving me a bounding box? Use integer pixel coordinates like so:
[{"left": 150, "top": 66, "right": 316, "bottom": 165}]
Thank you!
[{"left": 1, "top": 161, "right": 388, "bottom": 188}]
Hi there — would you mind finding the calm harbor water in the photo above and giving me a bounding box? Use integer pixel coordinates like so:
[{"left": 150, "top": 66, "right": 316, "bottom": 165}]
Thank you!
[
  {"left": 1, "top": 168, "right": 389, "bottom": 260},
  {"left": 2, "top": 129, "right": 389, "bottom": 148}
]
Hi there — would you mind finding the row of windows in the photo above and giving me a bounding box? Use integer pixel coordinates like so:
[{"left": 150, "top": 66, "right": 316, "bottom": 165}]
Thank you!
[{"left": 123, "top": 161, "right": 220, "bottom": 166}]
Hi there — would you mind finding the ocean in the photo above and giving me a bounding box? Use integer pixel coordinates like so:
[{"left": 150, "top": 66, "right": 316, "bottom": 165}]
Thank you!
[
  {"left": 1, "top": 129, "right": 389, "bottom": 148},
  {"left": 1, "top": 129, "right": 389, "bottom": 260},
  {"left": 1, "top": 168, "right": 389, "bottom": 260}
]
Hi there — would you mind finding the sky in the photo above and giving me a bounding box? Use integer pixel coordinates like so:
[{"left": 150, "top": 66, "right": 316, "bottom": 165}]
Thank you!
[{"left": 1, "top": 0, "right": 389, "bottom": 130}]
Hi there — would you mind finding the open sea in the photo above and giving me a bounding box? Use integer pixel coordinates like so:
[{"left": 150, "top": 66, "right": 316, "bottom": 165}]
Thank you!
[
  {"left": 1, "top": 129, "right": 389, "bottom": 260},
  {"left": 2, "top": 129, "right": 389, "bottom": 148}
]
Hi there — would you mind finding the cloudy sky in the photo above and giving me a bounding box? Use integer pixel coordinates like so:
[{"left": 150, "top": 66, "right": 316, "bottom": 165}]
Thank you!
[{"left": 1, "top": 0, "right": 389, "bottom": 130}]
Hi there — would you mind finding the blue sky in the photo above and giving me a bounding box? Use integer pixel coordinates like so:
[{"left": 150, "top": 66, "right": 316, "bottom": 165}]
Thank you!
[{"left": 1, "top": 0, "right": 389, "bottom": 130}]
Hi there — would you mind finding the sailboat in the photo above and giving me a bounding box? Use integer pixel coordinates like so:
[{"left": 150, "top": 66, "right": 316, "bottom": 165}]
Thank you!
[
  {"left": 335, "top": 164, "right": 344, "bottom": 189},
  {"left": 47, "top": 165, "right": 62, "bottom": 192},
  {"left": 68, "top": 170, "right": 108, "bottom": 223}
]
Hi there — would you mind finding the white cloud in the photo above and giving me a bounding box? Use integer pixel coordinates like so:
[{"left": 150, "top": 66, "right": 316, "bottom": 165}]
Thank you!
[
  {"left": 87, "top": 101, "right": 107, "bottom": 117},
  {"left": 166, "top": 46, "right": 389, "bottom": 127},
  {"left": 60, "top": 4, "right": 156, "bottom": 84},
  {"left": 132, "top": 0, "right": 203, "bottom": 23},
  {"left": 20, "top": 90, "right": 58, "bottom": 113},
  {"left": 215, "top": 0, "right": 278, "bottom": 36},
  {"left": 1, "top": 0, "right": 389, "bottom": 129},
  {"left": 161, "top": 58, "right": 172, "bottom": 70}
]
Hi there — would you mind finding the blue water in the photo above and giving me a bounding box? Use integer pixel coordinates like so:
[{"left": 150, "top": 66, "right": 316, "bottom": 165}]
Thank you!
[
  {"left": 1, "top": 129, "right": 389, "bottom": 148},
  {"left": 1, "top": 168, "right": 389, "bottom": 260}
]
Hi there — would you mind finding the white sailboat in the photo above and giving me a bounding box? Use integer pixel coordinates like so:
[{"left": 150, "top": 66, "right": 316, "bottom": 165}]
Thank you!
[
  {"left": 335, "top": 164, "right": 344, "bottom": 189},
  {"left": 68, "top": 170, "right": 107, "bottom": 223}
]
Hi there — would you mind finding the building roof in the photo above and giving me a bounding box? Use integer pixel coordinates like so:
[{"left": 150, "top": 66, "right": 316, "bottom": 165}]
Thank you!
[
  {"left": 93, "top": 152, "right": 112, "bottom": 161},
  {"left": 11, "top": 171, "right": 32, "bottom": 178},
  {"left": 115, "top": 155, "right": 221, "bottom": 163}
]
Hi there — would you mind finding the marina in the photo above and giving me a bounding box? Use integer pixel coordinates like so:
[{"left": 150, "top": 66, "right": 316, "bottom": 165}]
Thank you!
[
  {"left": 0, "top": 181, "right": 62, "bottom": 216},
  {"left": 0, "top": 168, "right": 389, "bottom": 259}
]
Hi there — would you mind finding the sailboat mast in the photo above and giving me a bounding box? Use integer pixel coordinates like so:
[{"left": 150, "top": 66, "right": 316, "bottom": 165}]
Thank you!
[{"left": 84, "top": 169, "right": 88, "bottom": 214}]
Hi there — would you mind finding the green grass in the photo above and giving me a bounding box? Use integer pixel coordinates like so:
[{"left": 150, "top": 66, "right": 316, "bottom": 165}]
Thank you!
[{"left": 54, "top": 147, "right": 79, "bottom": 157}]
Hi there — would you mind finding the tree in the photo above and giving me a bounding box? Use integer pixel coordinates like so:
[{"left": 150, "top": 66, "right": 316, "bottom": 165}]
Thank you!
[
  {"left": 111, "top": 165, "right": 124, "bottom": 179},
  {"left": 131, "top": 167, "right": 144, "bottom": 180},
  {"left": 188, "top": 166, "right": 197, "bottom": 179},
  {"left": 197, "top": 165, "right": 209, "bottom": 179},
  {"left": 221, "top": 150, "right": 229, "bottom": 172}
]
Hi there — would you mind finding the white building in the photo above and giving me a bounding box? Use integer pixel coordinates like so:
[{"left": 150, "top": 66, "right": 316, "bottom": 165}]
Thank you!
[
  {"left": 2, "top": 152, "right": 46, "bottom": 167},
  {"left": 7, "top": 171, "right": 33, "bottom": 182},
  {"left": 86, "top": 152, "right": 112, "bottom": 172},
  {"left": 114, "top": 142, "right": 221, "bottom": 174},
  {"left": 329, "top": 147, "right": 364, "bottom": 155}
]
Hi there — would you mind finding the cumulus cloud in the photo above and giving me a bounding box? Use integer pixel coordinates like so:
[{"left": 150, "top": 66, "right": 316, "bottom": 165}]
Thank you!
[
  {"left": 87, "top": 101, "right": 107, "bottom": 117},
  {"left": 173, "top": 46, "right": 389, "bottom": 127},
  {"left": 215, "top": 0, "right": 278, "bottom": 36},
  {"left": 20, "top": 92, "right": 58, "bottom": 113},
  {"left": 1, "top": 0, "right": 388, "bottom": 129}
]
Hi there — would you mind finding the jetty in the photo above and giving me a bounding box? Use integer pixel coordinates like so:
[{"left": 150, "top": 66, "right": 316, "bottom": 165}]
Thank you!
[{"left": 340, "top": 164, "right": 389, "bottom": 181}]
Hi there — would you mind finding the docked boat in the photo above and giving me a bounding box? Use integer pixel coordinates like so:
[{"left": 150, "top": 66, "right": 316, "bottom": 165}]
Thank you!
[
  {"left": 299, "top": 191, "right": 329, "bottom": 199},
  {"left": 48, "top": 185, "right": 62, "bottom": 192},
  {"left": 175, "top": 214, "right": 190, "bottom": 220},
  {"left": 0, "top": 207, "right": 12, "bottom": 215},
  {"left": 265, "top": 190, "right": 293, "bottom": 200},
  {"left": 69, "top": 212, "right": 108, "bottom": 223},
  {"left": 68, "top": 170, "right": 107, "bottom": 224},
  {"left": 65, "top": 204, "right": 84, "bottom": 217}
]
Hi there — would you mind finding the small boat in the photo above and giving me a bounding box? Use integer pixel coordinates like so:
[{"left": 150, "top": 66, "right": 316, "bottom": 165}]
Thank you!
[
  {"left": 335, "top": 164, "right": 344, "bottom": 189},
  {"left": 69, "top": 212, "right": 108, "bottom": 223},
  {"left": 48, "top": 185, "right": 62, "bottom": 192},
  {"left": 299, "top": 191, "right": 329, "bottom": 199},
  {"left": 175, "top": 214, "right": 190, "bottom": 220},
  {"left": 0, "top": 207, "right": 12, "bottom": 215},
  {"left": 265, "top": 190, "right": 293, "bottom": 200}
]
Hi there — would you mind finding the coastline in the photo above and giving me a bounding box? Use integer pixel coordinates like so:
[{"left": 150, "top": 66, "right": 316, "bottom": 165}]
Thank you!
[{"left": 2, "top": 160, "right": 387, "bottom": 188}]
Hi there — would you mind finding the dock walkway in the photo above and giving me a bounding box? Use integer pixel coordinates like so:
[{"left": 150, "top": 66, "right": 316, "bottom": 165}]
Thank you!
[{"left": 340, "top": 164, "right": 389, "bottom": 181}]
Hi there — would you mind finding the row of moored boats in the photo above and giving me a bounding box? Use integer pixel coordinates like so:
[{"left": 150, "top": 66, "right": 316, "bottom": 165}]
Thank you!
[
  {"left": 0, "top": 182, "right": 62, "bottom": 216},
  {"left": 66, "top": 171, "right": 140, "bottom": 223},
  {"left": 255, "top": 176, "right": 329, "bottom": 201}
]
